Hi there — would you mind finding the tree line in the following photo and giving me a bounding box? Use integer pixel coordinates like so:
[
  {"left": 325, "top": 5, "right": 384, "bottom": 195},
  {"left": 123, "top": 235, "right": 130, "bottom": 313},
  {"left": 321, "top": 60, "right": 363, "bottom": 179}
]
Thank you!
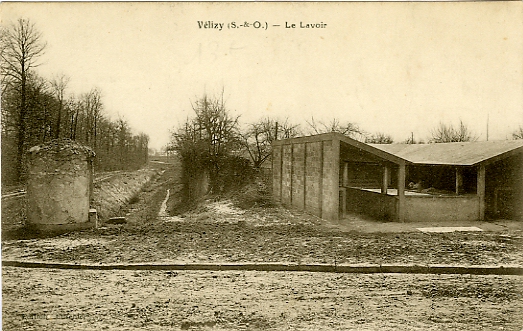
[{"left": 1, "top": 18, "right": 149, "bottom": 185}]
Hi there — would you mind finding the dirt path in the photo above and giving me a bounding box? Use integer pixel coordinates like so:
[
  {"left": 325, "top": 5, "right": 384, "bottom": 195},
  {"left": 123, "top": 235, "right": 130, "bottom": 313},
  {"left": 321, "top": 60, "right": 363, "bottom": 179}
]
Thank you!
[{"left": 3, "top": 267, "right": 522, "bottom": 331}]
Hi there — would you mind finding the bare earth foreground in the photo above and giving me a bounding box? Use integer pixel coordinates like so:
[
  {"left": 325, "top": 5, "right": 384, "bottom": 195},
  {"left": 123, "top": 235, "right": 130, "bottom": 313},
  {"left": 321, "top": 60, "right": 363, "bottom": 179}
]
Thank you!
[
  {"left": 2, "top": 162, "right": 523, "bottom": 330},
  {"left": 3, "top": 267, "right": 523, "bottom": 331}
]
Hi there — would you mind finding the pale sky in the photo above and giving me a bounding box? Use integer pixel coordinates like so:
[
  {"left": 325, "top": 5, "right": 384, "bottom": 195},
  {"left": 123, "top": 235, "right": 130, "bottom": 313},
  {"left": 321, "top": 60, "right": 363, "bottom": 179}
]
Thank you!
[{"left": 1, "top": 2, "right": 522, "bottom": 149}]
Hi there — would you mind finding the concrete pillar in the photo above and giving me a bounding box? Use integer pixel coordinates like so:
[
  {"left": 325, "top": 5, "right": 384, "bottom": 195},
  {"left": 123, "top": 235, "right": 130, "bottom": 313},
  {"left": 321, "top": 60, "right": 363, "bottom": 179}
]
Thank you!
[
  {"left": 381, "top": 165, "right": 390, "bottom": 195},
  {"left": 303, "top": 143, "right": 308, "bottom": 210},
  {"left": 333, "top": 139, "right": 340, "bottom": 220},
  {"left": 343, "top": 162, "right": 349, "bottom": 187},
  {"left": 290, "top": 143, "right": 294, "bottom": 205},
  {"left": 281, "top": 144, "right": 292, "bottom": 206},
  {"left": 477, "top": 164, "right": 486, "bottom": 221},
  {"left": 339, "top": 187, "right": 347, "bottom": 217},
  {"left": 397, "top": 163, "right": 406, "bottom": 222},
  {"left": 321, "top": 138, "right": 340, "bottom": 221},
  {"left": 272, "top": 144, "right": 283, "bottom": 203},
  {"left": 455, "top": 167, "right": 463, "bottom": 195},
  {"left": 291, "top": 143, "right": 305, "bottom": 210}
]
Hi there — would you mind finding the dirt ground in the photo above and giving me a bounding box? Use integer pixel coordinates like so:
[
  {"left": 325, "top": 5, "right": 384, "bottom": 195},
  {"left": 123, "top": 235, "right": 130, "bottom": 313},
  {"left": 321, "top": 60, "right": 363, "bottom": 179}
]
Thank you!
[
  {"left": 2, "top": 199, "right": 522, "bottom": 266},
  {"left": 3, "top": 267, "right": 522, "bottom": 331},
  {"left": 2, "top": 161, "right": 523, "bottom": 330}
]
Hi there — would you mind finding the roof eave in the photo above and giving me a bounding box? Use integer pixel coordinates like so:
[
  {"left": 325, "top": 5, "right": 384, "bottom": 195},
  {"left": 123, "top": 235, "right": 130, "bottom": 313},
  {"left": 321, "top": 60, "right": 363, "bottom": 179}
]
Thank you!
[
  {"left": 475, "top": 145, "right": 523, "bottom": 167},
  {"left": 273, "top": 132, "right": 407, "bottom": 165}
]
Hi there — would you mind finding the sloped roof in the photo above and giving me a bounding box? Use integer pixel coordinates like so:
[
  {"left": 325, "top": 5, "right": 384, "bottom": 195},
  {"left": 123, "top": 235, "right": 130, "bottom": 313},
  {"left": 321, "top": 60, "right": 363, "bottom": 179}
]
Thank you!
[
  {"left": 273, "top": 132, "right": 407, "bottom": 164},
  {"left": 273, "top": 132, "right": 523, "bottom": 166},
  {"left": 370, "top": 140, "right": 523, "bottom": 166}
]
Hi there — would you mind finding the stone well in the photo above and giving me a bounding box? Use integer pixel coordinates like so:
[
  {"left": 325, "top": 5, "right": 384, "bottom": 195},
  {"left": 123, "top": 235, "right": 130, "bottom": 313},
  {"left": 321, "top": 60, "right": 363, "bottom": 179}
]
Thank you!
[{"left": 26, "top": 139, "right": 95, "bottom": 232}]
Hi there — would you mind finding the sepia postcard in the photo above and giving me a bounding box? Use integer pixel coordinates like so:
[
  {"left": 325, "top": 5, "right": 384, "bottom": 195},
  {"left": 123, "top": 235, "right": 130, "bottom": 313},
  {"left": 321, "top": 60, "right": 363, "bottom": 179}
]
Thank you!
[{"left": 1, "top": 2, "right": 522, "bottom": 330}]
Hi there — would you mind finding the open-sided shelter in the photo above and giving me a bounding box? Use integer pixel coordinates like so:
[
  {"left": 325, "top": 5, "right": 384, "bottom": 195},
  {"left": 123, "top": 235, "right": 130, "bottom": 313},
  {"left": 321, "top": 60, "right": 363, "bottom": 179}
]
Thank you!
[{"left": 272, "top": 132, "right": 523, "bottom": 222}]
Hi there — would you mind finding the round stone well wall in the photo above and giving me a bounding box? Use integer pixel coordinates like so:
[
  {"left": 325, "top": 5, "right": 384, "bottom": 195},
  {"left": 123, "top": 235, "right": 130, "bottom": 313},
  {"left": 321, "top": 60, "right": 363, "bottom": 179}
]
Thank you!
[{"left": 26, "top": 139, "right": 95, "bottom": 232}]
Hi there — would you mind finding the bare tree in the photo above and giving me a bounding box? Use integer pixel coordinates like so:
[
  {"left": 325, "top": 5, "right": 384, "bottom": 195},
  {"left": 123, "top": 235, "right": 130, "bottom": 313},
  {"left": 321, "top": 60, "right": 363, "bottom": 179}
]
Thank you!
[
  {"left": 430, "top": 120, "right": 478, "bottom": 143},
  {"left": 365, "top": 132, "right": 394, "bottom": 144},
  {"left": 275, "top": 119, "right": 301, "bottom": 140},
  {"left": 242, "top": 117, "right": 300, "bottom": 168},
  {"left": 306, "top": 117, "right": 364, "bottom": 140},
  {"left": 86, "top": 88, "right": 103, "bottom": 149},
  {"left": 402, "top": 132, "right": 424, "bottom": 144},
  {"left": 513, "top": 126, "right": 523, "bottom": 140},
  {"left": 50, "top": 74, "right": 70, "bottom": 139},
  {"left": 1, "top": 18, "right": 46, "bottom": 181},
  {"left": 192, "top": 94, "right": 240, "bottom": 158},
  {"left": 66, "top": 95, "right": 80, "bottom": 140},
  {"left": 170, "top": 93, "right": 246, "bottom": 196},
  {"left": 0, "top": 20, "right": 148, "bottom": 181},
  {"left": 25, "top": 74, "right": 52, "bottom": 143}
]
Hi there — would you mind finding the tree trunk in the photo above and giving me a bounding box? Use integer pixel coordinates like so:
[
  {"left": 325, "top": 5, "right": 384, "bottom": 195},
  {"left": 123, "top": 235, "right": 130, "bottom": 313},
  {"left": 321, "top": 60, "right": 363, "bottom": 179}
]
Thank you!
[
  {"left": 54, "top": 99, "right": 62, "bottom": 139},
  {"left": 16, "top": 68, "right": 27, "bottom": 182}
]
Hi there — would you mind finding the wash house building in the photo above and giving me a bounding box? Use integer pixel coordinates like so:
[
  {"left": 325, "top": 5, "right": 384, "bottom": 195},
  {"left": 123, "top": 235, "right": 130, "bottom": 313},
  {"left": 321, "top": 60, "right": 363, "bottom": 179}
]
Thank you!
[{"left": 272, "top": 133, "right": 523, "bottom": 222}]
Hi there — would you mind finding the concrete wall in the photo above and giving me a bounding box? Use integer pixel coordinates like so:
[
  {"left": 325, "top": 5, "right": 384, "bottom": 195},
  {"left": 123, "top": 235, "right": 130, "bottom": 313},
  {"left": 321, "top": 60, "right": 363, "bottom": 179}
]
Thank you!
[
  {"left": 305, "top": 141, "right": 323, "bottom": 217},
  {"left": 485, "top": 154, "right": 523, "bottom": 221},
  {"left": 344, "top": 188, "right": 481, "bottom": 222},
  {"left": 404, "top": 196, "right": 480, "bottom": 222},
  {"left": 273, "top": 137, "right": 340, "bottom": 220},
  {"left": 345, "top": 188, "right": 397, "bottom": 221}
]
